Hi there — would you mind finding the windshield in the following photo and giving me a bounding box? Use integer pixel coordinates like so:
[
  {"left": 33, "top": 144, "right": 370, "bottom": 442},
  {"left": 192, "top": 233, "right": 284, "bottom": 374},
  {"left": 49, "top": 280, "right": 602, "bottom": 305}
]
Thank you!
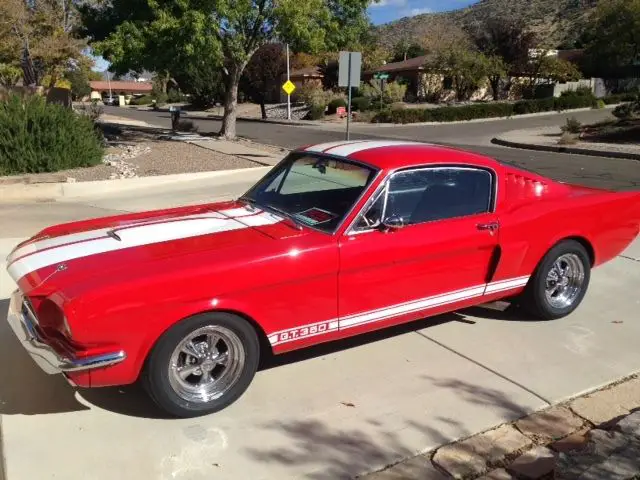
[{"left": 241, "top": 152, "right": 378, "bottom": 233}]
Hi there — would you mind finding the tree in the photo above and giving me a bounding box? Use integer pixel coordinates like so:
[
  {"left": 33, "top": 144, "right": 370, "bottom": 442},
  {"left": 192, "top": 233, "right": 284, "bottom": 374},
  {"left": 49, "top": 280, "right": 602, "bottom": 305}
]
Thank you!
[
  {"left": 525, "top": 53, "right": 581, "bottom": 85},
  {"left": 392, "top": 39, "right": 425, "bottom": 62},
  {"left": 426, "top": 48, "right": 489, "bottom": 102},
  {"left": 241, "top": 43, "right": 286, "bottom": 119},
  {"left": 291, "top": 52, "right": 320, "bottom": 70},
  {"left": 485, "top": 55, "right": 507, "bottom": 101},
  {"left": 0, "top": 64, "right": 22, "bottom": 88},
  {"left": 583, "top": 0, "right": 640, "bottom": 78},
  {"left": 470, "top": 17, "right": 538, "bottom": 73},
  {"left": 362, "top": 44, "right": 390, "bottom": 71},
  {"left": 83, "top": 0, "right": 371, "bottom": 139},
  {"left": 0, "top": 0, "right": 86, "bottom": 87}
]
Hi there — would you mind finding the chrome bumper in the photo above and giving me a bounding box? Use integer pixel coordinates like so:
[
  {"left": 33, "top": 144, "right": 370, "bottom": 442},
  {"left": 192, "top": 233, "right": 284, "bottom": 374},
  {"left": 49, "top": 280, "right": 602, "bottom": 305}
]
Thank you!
[{"left": 7, "top": 290, "right": 126, "bottom": 375}]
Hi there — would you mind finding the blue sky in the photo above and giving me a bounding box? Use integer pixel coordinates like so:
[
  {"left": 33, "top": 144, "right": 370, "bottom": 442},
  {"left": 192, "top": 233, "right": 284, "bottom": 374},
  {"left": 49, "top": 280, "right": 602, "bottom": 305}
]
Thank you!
[{"left": 368, "top": 0, "right": 478, "bottom": 25}]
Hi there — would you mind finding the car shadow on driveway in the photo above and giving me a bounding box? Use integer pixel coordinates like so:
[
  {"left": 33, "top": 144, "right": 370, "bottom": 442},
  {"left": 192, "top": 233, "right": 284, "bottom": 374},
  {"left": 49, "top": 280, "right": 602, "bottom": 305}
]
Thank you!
[{"left": 0, "top": 299, "right": 539, "bottom": 419}]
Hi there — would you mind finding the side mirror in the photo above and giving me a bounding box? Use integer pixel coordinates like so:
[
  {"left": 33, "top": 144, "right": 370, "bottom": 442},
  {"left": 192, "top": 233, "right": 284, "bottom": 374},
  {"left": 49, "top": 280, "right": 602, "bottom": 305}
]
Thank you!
[{"left": 381, "top": 215, "right": 406, "bottom": 231}]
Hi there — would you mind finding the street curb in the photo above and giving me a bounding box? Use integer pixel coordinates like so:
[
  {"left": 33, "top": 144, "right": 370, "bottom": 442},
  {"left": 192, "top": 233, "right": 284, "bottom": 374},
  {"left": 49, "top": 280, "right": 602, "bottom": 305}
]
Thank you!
[
  {"left": 491, "top": 136, "right": 640, "bottom": 161},
  {"left": 0, "top": 167, "right": 271, "bottom": 203},
  {"left": 139, "top": 104, "right": 619, "bottom": 128}
]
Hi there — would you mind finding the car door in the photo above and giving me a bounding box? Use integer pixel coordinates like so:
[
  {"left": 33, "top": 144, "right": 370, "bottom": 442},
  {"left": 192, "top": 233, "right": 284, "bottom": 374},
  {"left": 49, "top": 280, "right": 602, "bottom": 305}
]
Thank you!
[{"left": 337, "top": 165, "right": 500, "bottom": 333}]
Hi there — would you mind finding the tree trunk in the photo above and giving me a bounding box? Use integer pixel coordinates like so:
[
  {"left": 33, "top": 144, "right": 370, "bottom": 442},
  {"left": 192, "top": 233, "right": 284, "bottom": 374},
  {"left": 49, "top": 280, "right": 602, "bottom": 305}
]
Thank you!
[
  {"left": 260, "top": 97, "right": 267, "bottom": 120},
  {"left": 220, "top": 64, "right": 243, "bottom": 139},
  {"left": 490, "top": 76, "right": 500, "bottom": 101}
]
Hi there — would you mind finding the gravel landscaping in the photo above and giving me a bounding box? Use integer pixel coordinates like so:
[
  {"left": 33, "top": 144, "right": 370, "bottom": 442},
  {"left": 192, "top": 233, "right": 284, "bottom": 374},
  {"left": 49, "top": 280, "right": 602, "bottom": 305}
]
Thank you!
[{"left": 0, "top": 125, "right": 271, "bottom": 184}]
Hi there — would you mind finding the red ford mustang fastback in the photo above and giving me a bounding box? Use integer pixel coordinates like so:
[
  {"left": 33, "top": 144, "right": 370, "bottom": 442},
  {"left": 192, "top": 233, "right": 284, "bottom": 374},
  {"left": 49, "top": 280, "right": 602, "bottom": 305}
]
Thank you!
[{"left": 6, "top": 140, "right": 640, "bottom": 417}]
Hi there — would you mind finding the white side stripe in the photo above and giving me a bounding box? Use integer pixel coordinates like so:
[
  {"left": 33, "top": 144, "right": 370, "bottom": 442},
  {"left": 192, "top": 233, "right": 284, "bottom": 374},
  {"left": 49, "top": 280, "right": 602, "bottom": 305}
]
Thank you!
[{"left": 268, "top": 275, "right": 530, "bottom": 346}]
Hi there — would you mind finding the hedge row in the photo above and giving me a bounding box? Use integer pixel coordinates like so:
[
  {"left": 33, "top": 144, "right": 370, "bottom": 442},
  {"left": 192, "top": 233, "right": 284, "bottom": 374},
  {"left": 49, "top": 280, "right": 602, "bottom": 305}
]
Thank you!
[{"left": 373, "top": 93, "right": 626, "bottom": 124}]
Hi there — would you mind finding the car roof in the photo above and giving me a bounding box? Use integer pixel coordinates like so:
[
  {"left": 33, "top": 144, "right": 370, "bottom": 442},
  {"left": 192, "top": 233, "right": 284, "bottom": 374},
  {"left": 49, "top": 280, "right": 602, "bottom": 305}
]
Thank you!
[{"left": 299, "top": 140, "right": 500, "bottom": 171}]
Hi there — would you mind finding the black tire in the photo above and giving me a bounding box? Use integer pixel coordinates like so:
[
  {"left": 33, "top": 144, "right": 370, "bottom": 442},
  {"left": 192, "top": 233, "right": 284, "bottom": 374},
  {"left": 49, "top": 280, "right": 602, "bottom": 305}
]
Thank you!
[
  {"left": 522, "top": 240, "right": 591, "bottom": 320},
  {"left": 143, "top": 312, "right": 260, "bottom": 418}
]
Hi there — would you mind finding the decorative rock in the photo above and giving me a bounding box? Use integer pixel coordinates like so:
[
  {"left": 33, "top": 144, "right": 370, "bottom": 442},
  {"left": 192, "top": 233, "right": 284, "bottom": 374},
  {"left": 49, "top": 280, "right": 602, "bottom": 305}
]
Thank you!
[
  {"left": 508, "top": 446, "right": 556, "bottom": 479},
  {"left": 550, "top": 428, "right": 590, "bottom": 454},
  {"left": 588, "top": 429, "right": 630, "bottom": 457},
  {"left": 433, "top": 425, "right": 532, "bottom": 479},
  {"left": 616, "top": 410, "right": 640, "bottom": 439},
  {"left": 66, "top": 177, "right": 77, "bottom": 183},
  {"left": 365, "top": 456, "right": 448, "bottom": 479},
  {"left": 578, "top": 439, "right": 640, "bottom": 480},
  {"left": 570, "top": 388, "right": 630, "bottom": 426},
  {"left": 516, "top": 406, "right": 584, "bottom": 442},
  {"left": 477, "top": 468, "right": 514, "bottom": 479}
]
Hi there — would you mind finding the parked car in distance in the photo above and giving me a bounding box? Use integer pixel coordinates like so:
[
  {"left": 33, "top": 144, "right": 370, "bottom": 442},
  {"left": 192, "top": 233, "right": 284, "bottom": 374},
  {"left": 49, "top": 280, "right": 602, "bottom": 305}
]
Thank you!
[
  {"left": 6, "top": 141, "right": 640, "bottom": 417},
  {"left": 102, "top": 95, "right": 118, "bottom": 106}
]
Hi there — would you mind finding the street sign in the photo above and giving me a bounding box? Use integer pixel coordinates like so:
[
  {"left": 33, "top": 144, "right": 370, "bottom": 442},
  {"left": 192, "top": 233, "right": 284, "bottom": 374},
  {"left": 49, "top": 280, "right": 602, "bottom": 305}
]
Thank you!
[
  {"left": 338, "top": 51, "right": 362, "bottom": 88},
  {"left": 338, "top": 51, "right": 362, "bottom": 140},
  {"left": 373, "top": 73, "right": 390, "bottom": 80},
  {"left": 282, "top": 80, "right": 296, "bottom": 96}
]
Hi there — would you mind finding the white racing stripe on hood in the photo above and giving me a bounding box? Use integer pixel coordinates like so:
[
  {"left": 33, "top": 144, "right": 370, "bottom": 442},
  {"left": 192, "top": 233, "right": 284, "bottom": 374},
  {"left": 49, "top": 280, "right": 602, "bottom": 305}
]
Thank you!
[{"left": 7, "top": 209, "right": 280, "bottom": 282}]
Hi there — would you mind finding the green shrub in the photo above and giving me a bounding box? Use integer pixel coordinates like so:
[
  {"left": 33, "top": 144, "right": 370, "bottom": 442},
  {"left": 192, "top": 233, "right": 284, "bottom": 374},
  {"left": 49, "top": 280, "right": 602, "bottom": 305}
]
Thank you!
[
  {"left": 613, "top": 99, "right": 640, "bottom": 119},
  {"left": 593, "top": 99, "right": 606, "bottom": 109},
  {"left": 176, "top": 119, "right": 198, "bottom": 132},
  {"left": 560, "top": 86, "right": 594, "bottom": 98},
  {"left": 351, "top": 96, "right": 372, "bottom": 112},
  {"left": 0, "top": 94, "right": 104, "bottom": 175},
  {"left": 561, "top": 117, "right": 582, "bottom": 134},
  {"left": 167, "top": 89, "right": 185, "bottom": 103},
  {"left": 554, "top": 94, "right": 594, "bottom": 111},
  {"left": 130, "top": 95, "right": 154, "bottom": 106},
  {"left": 373, "top": 102, "right": 515, "bottom": 124},
  {"left": 307, "top": 104, "right": 326, "bottom": 120},
  {"left": 513, "top": 98, "right": 555, "bottom": 114},
  {"left": 327, "top": 98, "right": 347, "bottom": 115}
]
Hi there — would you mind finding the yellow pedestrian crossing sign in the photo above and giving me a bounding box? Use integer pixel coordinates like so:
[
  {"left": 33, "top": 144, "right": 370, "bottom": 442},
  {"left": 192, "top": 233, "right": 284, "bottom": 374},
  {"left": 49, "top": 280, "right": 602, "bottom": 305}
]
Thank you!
[{"left": 282, "top": 80, "right": 296, "bottom": 96}]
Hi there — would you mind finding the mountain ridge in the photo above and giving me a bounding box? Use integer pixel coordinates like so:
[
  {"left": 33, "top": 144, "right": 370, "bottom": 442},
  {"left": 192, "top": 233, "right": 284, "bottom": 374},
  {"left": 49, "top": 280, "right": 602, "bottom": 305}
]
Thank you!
[{"left": 375, "top": 0, "right": 598, "bottom": 51}]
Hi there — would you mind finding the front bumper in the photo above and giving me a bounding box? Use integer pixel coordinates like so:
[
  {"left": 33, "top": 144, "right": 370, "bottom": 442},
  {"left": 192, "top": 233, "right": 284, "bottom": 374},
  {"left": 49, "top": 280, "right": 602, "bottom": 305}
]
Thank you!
[{"left": 7, "top": 289, "right": 126, "bottom": 375}]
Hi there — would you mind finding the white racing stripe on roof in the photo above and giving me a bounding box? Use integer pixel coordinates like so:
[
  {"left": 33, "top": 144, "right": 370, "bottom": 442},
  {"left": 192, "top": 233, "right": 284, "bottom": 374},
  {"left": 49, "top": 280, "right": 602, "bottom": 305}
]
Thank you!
[
  {"left": 325, "top": 141, "right": 431, "bottom": 158},
  {"left": 304, "top": 140, "right": 369, "bottom": 153}
]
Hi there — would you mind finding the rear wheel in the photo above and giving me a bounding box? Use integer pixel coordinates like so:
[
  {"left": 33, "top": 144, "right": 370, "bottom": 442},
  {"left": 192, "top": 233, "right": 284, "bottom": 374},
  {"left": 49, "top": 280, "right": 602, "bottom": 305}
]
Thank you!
[
  {"left": 522, "top": 240, "right": 591, "bottom": 320},
  {"left": 143, "top": 312, "right": 260, "bottom": 418}
]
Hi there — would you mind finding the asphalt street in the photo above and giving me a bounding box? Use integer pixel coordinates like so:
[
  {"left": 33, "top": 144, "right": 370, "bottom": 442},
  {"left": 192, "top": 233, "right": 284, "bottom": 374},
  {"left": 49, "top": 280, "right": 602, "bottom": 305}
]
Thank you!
[{"left": 103, "top": 106, "right": 640, "bottom": 191}]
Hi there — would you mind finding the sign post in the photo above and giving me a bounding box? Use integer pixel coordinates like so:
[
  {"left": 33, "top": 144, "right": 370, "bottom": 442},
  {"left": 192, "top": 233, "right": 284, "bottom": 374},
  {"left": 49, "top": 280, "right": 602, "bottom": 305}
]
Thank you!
[
  {"left": 338, "top": 51, "right": 362, "bottom": 140},
  {"left": 373, "top": 72, "right": 389, "bottom": 111},
  {"left": 286, "top": 44, "right": 291, "bottom": 120}
]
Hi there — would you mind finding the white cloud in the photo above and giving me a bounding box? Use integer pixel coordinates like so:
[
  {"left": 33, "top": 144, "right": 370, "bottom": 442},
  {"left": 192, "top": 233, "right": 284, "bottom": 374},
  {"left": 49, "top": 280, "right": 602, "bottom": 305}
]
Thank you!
[
  {"left": 370, "top": 0, "right": 408, "bottom": 8},
  {"left": 409, "top": 7, "right": 431, "bottom": 15}
]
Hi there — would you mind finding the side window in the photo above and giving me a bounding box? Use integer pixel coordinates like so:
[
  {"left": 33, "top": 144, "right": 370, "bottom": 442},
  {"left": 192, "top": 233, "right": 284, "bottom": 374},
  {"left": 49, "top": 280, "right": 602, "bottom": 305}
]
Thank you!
[{"left": 387, "top": 168, "right": 492, "bottom": 225}]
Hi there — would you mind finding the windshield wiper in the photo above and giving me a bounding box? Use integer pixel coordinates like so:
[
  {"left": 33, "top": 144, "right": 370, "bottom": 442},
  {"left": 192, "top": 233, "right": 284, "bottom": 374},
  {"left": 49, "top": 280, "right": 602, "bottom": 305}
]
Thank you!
[
  {"left": 239, "top": 196, "right": 303, "bottom": 231},
  {"left": 264, "top": 203, "right": 304, "bottom": 231}
]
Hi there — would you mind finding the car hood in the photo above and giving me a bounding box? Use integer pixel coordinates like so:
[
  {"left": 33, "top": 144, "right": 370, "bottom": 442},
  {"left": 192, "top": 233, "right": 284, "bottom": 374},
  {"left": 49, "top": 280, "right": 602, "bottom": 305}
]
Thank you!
[{"left": 7, "top": 200, "right": 303, "bottom": 296}]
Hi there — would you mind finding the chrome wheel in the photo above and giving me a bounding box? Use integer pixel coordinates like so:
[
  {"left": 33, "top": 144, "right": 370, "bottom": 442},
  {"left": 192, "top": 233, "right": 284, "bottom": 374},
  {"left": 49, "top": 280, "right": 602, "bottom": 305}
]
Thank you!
[
  {"left": 544, "top": 253, "right": 585, "bottom": 309},
  {"left": 168, "top": 326, "right": 245, "bottom": 403}
]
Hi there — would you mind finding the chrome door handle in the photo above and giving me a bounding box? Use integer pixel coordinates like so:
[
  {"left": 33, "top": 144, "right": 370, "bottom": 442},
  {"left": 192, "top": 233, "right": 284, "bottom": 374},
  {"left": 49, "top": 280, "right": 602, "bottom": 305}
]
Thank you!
[{"left": 477, "top": 222, "right": 499, "bottom": 232}]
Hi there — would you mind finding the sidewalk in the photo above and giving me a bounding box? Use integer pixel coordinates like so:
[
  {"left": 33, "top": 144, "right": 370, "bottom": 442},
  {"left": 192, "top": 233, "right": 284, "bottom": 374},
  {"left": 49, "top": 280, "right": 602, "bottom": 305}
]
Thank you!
[{"left": 492, "top": 127, "right": 640, "bottom": 161}]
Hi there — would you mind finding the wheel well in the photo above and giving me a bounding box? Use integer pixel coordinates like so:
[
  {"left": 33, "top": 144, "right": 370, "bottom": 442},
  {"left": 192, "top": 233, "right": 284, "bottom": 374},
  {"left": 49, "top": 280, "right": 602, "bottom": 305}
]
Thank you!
[
  {"left": 209, "top": 309, "right": 274, "bottom": 356},
  {"left": 563, "top": 236, "right": 595, "bottom": 266}
]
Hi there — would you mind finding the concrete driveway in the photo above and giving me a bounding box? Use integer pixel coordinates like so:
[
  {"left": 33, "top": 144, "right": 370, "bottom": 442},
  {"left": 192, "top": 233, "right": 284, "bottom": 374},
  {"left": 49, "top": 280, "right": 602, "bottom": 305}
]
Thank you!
[{"left": 1, "top": 173, "right": 639, "bottom": 479}]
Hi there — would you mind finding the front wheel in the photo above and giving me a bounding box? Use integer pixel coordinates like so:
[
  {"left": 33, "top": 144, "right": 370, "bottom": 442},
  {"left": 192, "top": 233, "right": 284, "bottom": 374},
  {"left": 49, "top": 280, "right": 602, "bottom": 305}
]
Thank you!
[
  {"left": 143, "top": 312, "right": 260, "bottom": 418},
  {"left": 522, "top": 240, "right": 591, "bottom": 320}
]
